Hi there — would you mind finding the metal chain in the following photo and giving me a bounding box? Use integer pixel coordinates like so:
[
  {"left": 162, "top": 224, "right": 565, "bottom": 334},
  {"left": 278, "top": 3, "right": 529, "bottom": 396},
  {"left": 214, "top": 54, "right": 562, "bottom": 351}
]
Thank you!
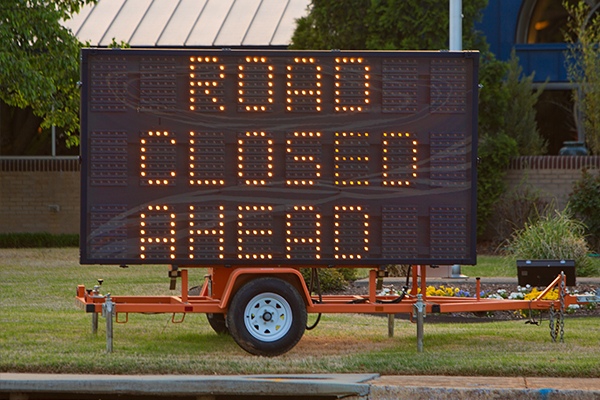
[
  {"left": 549, "top": 303, "right": 556, "bottom": 343},
  {"left": 559, "top": 273, "right": 566, "bottom": 343},
  {"left": 555, "top": 312, "right": 561, "bottom": 341}
]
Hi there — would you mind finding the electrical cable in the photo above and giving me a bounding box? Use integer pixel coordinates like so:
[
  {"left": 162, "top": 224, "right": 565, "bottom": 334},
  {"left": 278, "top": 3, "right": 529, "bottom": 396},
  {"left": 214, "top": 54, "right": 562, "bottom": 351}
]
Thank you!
[
  {"left": 525, "top": 300, "right": 540, "bottom": 325},
  {"left": 376, "top": 286, "right": 408, "bottom": 304},
  {"left": 306, "top": 268, "right": 322, "bottom": 330}
]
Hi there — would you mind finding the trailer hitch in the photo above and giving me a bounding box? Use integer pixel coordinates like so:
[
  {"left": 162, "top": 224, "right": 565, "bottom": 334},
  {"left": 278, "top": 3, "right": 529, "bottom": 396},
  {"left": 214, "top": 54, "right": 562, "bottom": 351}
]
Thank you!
[{"left": 576, "top": 288, "right": 600, "bottom": 304}]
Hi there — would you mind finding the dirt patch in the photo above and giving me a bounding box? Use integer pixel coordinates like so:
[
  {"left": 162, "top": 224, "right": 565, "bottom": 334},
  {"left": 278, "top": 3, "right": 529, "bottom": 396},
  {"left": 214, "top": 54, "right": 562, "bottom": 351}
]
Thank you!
[{"left": 291, "top": 335, "right": 394, "bottom": 357}]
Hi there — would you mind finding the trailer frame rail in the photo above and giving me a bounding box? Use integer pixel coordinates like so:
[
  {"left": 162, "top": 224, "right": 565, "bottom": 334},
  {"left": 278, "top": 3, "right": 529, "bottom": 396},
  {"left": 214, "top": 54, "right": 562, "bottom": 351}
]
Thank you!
[{"left": 75, "top": 265, "right": 597, "bottom": 353}]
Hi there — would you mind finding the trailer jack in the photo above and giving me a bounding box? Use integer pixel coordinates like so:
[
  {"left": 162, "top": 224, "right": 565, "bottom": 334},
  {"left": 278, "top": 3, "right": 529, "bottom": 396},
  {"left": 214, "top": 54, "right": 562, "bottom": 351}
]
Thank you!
[
  {"left": 168, "top": 265, "right": 181, "bottom": 290},
  {"left": 102, "top": 294, "right": 114, "bottom": 353}
]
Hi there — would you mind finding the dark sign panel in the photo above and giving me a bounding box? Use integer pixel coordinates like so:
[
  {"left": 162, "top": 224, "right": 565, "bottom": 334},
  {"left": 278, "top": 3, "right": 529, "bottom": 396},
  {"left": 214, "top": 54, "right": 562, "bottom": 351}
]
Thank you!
[{"left": 80, "top": 49, "right": 479, "bottom": 266}]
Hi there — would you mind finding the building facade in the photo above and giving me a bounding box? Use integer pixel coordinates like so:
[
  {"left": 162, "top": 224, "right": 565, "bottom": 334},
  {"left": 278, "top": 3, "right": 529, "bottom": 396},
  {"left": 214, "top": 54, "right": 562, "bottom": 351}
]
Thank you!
[{"left": 478, "top": 0, "right": 600, "bottom": 153}]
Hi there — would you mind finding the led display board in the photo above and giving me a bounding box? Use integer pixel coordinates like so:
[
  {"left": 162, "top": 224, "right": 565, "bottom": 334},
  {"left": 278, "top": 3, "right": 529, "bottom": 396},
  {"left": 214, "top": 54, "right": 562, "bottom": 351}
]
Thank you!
[{"left": 80, "top": 49, "right": 478, "bottom": 266}]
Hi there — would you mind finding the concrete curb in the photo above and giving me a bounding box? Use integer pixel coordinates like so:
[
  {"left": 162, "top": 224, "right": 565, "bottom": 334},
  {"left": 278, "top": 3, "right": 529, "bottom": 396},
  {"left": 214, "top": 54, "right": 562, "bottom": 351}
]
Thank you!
[
  {"left": 368, "top": 386, "right": 600, "bottom": 400},
  {"left": 2, "top": 374, "right": 600, "bottom": 399},
  {"left": 366, "top": 376, "right": 600, "bottom": 400},
  {"left": 0, "top": 373, "right": 375, "bottom": 398}
]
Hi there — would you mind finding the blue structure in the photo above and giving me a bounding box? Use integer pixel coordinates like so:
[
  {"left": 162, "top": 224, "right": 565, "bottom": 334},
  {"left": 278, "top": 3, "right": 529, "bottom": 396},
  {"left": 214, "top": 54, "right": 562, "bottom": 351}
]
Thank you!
[
  {"left": 477, "top": 0, "right": 589, "bottom": 86},
  {"left": 477, "top": 0, "right": 600, "bottom": 152}
]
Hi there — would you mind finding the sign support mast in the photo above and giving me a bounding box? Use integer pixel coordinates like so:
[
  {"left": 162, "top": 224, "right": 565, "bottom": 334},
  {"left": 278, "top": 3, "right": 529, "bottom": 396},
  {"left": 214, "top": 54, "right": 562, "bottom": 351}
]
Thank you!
[{"left": 450, "top": 0, "right": 462, "bottom": 51}]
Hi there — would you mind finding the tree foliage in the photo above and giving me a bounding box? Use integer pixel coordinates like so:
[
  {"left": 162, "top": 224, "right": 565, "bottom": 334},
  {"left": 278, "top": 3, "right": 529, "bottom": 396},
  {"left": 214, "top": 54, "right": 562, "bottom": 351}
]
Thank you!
[
  {"left": 504, "top": 50, "right": 547, "bottom": 155},
  {"left": 564, "top": 1, "right": 600, "bottom": 155},
  {"left": 0, "top": 0, "right": 95, "bottom": 153},
  {"left": 569, "top": 169, "right": 600, "bottom": 253},
  {"left": 291, "top": 0, "right": 371, "bottom": 50},
  {"left": 290, "top": 1, "right": 513, "bottom": 148},
  {"left": 291, "top": 0, "right": 488, "bottom": 51},
  {"left": 290, "top": 0, "right": 534, "bottom": 237},
  {"left": 477, "top": 52, "right": 509, "bottom": 137},
  {"left": 476, "top": 132, "right": 519, "bottom": 237},
  {"left": 476, "top": 52, "right": 547, "bottom": 236}
]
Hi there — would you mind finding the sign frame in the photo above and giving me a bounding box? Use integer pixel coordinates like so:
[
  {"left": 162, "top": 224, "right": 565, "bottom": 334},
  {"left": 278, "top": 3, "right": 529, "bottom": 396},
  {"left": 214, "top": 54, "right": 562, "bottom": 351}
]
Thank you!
[{"left": 80, "top": 48, "right": 479, "bottom": 266}]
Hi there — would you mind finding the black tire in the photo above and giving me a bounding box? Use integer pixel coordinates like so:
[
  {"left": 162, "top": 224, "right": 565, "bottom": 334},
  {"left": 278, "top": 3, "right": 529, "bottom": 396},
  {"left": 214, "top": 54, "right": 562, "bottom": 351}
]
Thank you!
[
  {"left": 226, "top": 277, "right": 307, "bottom": 357},
  {"left": 206, "top": 313, "right": 229, "bottom": 335}
]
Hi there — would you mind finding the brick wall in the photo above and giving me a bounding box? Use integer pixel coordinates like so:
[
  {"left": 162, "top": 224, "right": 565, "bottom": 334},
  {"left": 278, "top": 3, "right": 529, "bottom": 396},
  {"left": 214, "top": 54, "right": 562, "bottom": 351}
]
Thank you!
[
  {"left": 1, "top": 156, "right": 599, "bottom": 235},
  {"left": 0, "top": 157, "right": 80, "bottom": 234},
  {"left": 504, "top": 156, "right": 600, "bottom": 210}
]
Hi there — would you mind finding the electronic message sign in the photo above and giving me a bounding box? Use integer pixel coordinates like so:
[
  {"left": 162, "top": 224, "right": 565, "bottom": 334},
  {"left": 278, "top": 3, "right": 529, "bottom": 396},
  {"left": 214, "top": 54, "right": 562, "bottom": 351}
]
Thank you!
[{"left": 80, "top": 49, "right": 478, "bottom": 266}]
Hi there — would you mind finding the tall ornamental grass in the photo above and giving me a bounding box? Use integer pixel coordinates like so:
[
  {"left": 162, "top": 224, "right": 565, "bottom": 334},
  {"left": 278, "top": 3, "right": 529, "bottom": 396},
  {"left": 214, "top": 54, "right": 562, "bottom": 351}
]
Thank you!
[{"left": 509, "top": 210, "right": 596, "bottom": 276}]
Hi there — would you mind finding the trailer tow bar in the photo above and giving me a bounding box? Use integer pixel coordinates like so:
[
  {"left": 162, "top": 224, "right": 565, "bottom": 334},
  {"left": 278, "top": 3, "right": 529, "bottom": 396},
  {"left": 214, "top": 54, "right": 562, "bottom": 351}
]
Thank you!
[{"left": 576, "top": 288, "right": 600, "bottom": 305}]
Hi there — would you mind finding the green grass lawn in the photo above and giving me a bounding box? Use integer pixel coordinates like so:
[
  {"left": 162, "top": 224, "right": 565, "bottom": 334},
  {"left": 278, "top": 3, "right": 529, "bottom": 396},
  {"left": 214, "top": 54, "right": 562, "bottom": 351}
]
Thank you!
[
  {"left": 465, "top": 254, "right": 600, "bottom": 277},
  {"left": 464, "top": 255, "right": 517, "bottom": 277},
  {"left": 1, "top": 248, "right": 599, "bottom": 376}
]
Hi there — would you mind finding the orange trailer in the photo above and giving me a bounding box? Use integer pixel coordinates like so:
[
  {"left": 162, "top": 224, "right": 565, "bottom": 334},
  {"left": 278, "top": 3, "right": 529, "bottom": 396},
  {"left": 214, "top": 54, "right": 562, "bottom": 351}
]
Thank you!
[
  {"left": 75, "top": 264, "right": 598, "bottom": 356},
  {"left": 77, "top": 48, "right": 598, "bottom": 356}
]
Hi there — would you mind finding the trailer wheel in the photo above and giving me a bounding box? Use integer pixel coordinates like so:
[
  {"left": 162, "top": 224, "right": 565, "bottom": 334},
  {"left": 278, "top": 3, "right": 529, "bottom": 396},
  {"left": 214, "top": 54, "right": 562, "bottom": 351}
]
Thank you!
[
  {"left": 206, "top": 313, "right": 229, "bottom": 335},
  {"left": 226, "top": 277, "right": 307, "bottom": 356}
]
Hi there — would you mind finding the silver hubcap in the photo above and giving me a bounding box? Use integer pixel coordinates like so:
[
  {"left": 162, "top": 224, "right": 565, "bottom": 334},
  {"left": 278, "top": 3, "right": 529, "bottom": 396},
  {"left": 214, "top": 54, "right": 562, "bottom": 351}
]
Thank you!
[{"left": 244, "top": 292, "right": 292, "bottom": 342}]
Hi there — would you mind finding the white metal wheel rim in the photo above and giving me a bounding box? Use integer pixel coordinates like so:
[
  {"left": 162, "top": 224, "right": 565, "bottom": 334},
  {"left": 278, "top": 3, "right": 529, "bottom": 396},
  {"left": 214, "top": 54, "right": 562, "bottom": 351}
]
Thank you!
[{"left": 243, "top": 292, "right": 293, "bottom": 342}]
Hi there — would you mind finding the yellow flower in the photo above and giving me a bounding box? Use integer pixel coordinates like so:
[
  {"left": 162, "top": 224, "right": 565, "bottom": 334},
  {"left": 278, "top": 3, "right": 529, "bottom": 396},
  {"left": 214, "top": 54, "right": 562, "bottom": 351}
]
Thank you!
[{"left": 523, "top": 288, "right": 559, "bottom": 301}]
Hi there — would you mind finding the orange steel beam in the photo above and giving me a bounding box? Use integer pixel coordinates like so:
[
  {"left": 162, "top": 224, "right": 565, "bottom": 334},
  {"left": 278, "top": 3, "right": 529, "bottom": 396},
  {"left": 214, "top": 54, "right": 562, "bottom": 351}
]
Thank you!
[
  {"left": 76, "top": 271, "right": 582, "bottom": 318},
  {"left": 307, "top": 298, "right": 568, "bottom": 313},
  {"left": 112, "top": 304, "right": 222, "bottom": 313},
  {"left": 307, "top": 303, "right": 415, "bottom": 313},
  {"left": 218, "top": 267, "right": 313, "bottom": 308},
  {"left": 369, "top": 269, "right": 377, "bottom": 303},
  {"left": 200, "top": 275, "right": 209, "bottom": 296},
  {"left": 420, "top": 265, "right": 427, "bottom": 300},
  {"left": 181, "top": 269, "right": 188, "bottom": 303},
  {"left": 411, "top": 265, "right": 419, "bottom": 295},
  {"left": 76, "top": 292, "right": 579, "bottom": 315},
  {"left": 75, "top": 298, "right": 222, "bottom": 314},
  {"left": 535, "top": 274, "right": 563, "bottom": 301}
]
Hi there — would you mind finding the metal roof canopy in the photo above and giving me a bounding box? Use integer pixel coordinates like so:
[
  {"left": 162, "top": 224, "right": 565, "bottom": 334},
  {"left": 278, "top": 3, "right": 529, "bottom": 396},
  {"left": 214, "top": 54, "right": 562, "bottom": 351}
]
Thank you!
[{"left": 62, "top": 0, "right": 310, "bottom": 48}]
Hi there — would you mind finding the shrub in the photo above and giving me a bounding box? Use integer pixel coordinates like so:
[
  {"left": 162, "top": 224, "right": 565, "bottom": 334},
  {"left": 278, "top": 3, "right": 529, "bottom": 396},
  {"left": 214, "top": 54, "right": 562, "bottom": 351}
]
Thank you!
[
  {"left": 492, "top": 186, "right": 550, "bottom": 244},
  {"left": 0, "top": 233, "right": 79, "bottom": 248},
  {"left": 564, "top": 1, "right": 600, "bottom": 155},
  {"left": 337, "top": 267, "right": 357, "bottom": 281},
  {"left": 569, "top": 169, "right": 600, "bottom": 253},
  {"left": 386, "top": 264, "right": 410, "bottom": 277},
  {"left": 301, "top": 268, "right": 349, "bottom": 292},
  {"left": 477, "top": 133, "right": 519, "bottom": 237},
  {"left": 509, "top": 210, "right": 596, "bottom": 276}
]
